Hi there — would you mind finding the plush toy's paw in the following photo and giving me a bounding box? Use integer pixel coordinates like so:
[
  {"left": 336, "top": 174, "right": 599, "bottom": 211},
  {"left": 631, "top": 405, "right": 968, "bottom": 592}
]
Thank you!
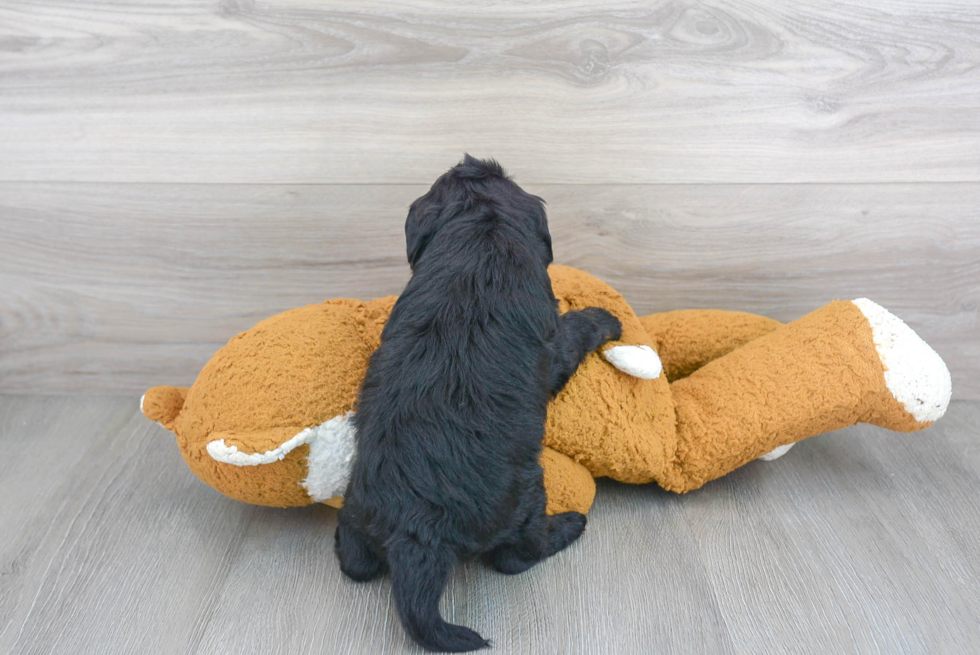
[
  {"left": 205, "top": 412, "right": 357, "bottom": 503},
  {"left": 602, "top": 345, "right": 663, "bottom": 380},
  {"left": 758, "top": 443, "right": 795, "bottom": 461},
  {"left": 300, "top": 413, "right": 358, "bottom": 502},
  {"left": 852, "top": 298, "right": 952, "bottom": 424}
]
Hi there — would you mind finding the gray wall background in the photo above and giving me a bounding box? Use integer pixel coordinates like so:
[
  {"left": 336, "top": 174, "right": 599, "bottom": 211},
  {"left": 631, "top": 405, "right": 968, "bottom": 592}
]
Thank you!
[{"left": 1, "top": 0, "right": 977, "bottom": 397}]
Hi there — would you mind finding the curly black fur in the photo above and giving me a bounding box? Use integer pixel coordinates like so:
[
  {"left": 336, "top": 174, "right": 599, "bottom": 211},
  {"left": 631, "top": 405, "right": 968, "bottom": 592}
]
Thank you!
[{"left": 335, "top": 155, "right": 622, "bottom": 652}]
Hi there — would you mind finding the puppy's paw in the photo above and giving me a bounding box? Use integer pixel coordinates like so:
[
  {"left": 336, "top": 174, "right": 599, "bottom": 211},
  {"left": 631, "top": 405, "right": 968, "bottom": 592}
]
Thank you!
[
  {"left": 490, "top": 548, "right": 538, "bottom": 575},
  {"left": 335, "top": 525, "right": 385, "bottom": 582},
  {"left": 580, "top": 307, "right": 623, "bottom": 345},
  {"left": 546, "top": 511, "right": 587, "bottom": 554}
]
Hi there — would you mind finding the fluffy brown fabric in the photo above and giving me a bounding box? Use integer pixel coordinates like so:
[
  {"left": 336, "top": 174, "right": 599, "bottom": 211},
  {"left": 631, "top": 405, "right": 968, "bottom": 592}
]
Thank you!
[
  {"left": 144, "top": 265, "right": 933, "bottom": 512},
  {"left": 640, "top": 309, "right": 783, "bottom": 382}
]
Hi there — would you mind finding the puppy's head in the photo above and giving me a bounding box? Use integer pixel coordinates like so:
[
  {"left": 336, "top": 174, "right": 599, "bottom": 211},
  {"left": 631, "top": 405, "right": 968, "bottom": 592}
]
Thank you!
[{"left": 405, "top": 154, "right": 552, "bottom": 270}]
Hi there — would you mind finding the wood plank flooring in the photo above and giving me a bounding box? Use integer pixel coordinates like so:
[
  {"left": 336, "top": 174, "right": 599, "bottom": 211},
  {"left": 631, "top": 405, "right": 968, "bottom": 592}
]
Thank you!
[{"left": 1, "top": 396, "right": 978, "bottom": 654}]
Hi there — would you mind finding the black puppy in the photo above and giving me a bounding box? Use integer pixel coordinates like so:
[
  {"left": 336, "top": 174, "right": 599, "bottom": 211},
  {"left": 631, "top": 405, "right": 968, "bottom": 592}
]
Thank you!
[{"left": 335, "top": 156, "right": 621, "bottom": 652}]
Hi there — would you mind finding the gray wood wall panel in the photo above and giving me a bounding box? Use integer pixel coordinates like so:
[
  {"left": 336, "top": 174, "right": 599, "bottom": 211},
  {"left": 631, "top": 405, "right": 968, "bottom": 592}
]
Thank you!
[
  {"left": 0, "top": 1, "right": 978, "bottom": 184},
  {"left": 2, "top": 182, "right": 977, "bottom": 397},
  {"left": 1, "top": 396, "right": 978, "bottom": 653}
]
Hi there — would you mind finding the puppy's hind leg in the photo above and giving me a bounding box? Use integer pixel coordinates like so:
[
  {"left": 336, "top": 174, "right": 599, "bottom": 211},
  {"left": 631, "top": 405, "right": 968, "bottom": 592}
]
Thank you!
[
  {"left": 490, "top": 511, "right": 587, "bottom": 575},
  {"left": 335, "top": 523, "right": 385, "bottom": 582},
  {"left": 490, "top": 467, "right": 587, "bottom": 576},
  {"left": 545, "top": 511, "right": 588, "bottom": 555},
  {"left": 548, "top": 307, "right": 622, "bottom": 394}
]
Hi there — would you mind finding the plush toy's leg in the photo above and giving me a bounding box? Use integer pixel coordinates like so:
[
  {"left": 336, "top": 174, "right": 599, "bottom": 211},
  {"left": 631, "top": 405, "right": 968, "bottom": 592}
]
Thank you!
[
  {"left": 659, "top": 299, "right": 951, "bottom": 493},
  {"left": 639, "top": 310, "right": 783, "bottom": 382},
  {"left": 540, "top": 447, "right": 597, "bottom": 515},
  {"left": 757, "top": 443, "right": 795, "bottom": 461},
  {"left": 639, "top": 309, "right": 796, "bottom": 463}
]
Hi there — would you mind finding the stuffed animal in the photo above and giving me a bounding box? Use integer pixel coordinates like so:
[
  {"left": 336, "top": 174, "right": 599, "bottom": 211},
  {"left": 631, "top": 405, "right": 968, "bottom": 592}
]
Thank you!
[{"left": 142, "top": 265, "right": 951, "bottom": 515}]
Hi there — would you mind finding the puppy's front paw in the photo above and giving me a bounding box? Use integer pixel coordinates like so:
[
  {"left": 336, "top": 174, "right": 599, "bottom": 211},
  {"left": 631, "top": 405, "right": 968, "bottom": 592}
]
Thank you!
[{"left": 580, "top": 307, "right": 622, "bottom": 344}]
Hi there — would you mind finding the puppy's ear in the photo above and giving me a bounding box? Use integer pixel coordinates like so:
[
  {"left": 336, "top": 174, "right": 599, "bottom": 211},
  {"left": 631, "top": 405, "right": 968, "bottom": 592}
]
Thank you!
[
  {"left": 532, "top": 196, "right": 554, "bottom": 265},
  {"left": 405, "top": 195, "right": 439, "bottom": 269},
  {"left": 542, "top": 231, "right": 554, "bottom": 265}
]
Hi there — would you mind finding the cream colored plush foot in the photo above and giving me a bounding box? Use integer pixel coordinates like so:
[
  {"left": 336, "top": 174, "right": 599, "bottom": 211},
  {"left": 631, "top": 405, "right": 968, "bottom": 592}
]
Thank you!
[
  {"left": 603, "top": 345, "right": 663, "bottom": 379},
  {"left": 852, "top": 298, "right": 952, "bottom": 424},
  {"left": 759, "top": 443, "right": 795, "bottom": 461},
  {"left": 205, "top": 412, "right": 357, "bottom": 503}
]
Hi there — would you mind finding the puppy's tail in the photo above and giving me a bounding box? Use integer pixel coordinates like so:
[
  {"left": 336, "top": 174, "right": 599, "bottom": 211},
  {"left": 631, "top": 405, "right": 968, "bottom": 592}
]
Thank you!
[{"left": 388, "top": 536, "right": 489, "bottom": 652}]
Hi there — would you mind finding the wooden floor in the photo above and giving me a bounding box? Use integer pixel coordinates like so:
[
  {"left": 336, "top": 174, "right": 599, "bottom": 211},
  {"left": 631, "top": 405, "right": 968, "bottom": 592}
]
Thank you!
[{"left": 1, "top": 395, "right": 978, "bottom": 654}]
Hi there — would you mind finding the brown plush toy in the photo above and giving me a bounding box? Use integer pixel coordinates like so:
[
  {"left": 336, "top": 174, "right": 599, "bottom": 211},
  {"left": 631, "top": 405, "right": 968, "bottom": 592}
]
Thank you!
[{"left": 142, "top": 265, "right": 951, "bottom": 515}]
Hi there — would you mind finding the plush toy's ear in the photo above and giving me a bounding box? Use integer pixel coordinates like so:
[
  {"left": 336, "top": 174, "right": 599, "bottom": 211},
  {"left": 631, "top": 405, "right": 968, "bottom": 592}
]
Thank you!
[{"left": 141, "top": 386, "right": 188, "bottom": 430}]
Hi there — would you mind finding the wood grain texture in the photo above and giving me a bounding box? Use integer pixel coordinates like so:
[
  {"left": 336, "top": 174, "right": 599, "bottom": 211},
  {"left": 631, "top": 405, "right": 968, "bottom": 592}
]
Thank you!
[
  {"left": 0, "top": 0, "right": 978, "bottom": 183},
  {"left": 1, "top": 396, "right": 978, "bottom": 653},
  {"left": 1, "top": 182, "right": 976, "bottom": 397},
  {"left": 0, "top": 396, "right": 258, "bottom": 653}
]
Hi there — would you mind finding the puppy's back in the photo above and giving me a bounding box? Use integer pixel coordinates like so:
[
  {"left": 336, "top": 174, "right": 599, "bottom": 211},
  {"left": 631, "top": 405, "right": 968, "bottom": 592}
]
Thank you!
[{"left": 342, "top": 157, "right": 558, "bottom": 652}]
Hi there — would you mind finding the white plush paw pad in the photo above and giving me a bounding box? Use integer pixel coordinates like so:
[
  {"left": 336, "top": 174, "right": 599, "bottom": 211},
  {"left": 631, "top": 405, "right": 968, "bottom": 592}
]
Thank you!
[
  {"left": 759, "top": 443, "right": 795, "bottom": 462},
  {"left": 207, "top": 430, "right": 312, "bottom": 466},
  {"left": 205, "top": 412, "right": 357, "bottom": 502},
  {"left": 301, "top": 412, "right": 357, "bottom": 502},
  {"left": 602, "top": 345, "right": 663, "bottom": 380},
  {"left": 852, "top": 298, "right": 952, "bottom": 424}
]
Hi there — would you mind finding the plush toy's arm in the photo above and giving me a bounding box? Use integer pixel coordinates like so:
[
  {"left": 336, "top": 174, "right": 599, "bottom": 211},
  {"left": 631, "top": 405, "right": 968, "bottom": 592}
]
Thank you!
[
  {"left": 199, "top": 414, "right": 357, "bottom": 508},
  {"left": 202, "top": 430, "right": 593, "bottom": 513},
  {"left": 639, "top": 309, "right": 782, "bottom": 382},
  {"left": 198, "top": 426, "right": 323, "bottom": 507}
]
